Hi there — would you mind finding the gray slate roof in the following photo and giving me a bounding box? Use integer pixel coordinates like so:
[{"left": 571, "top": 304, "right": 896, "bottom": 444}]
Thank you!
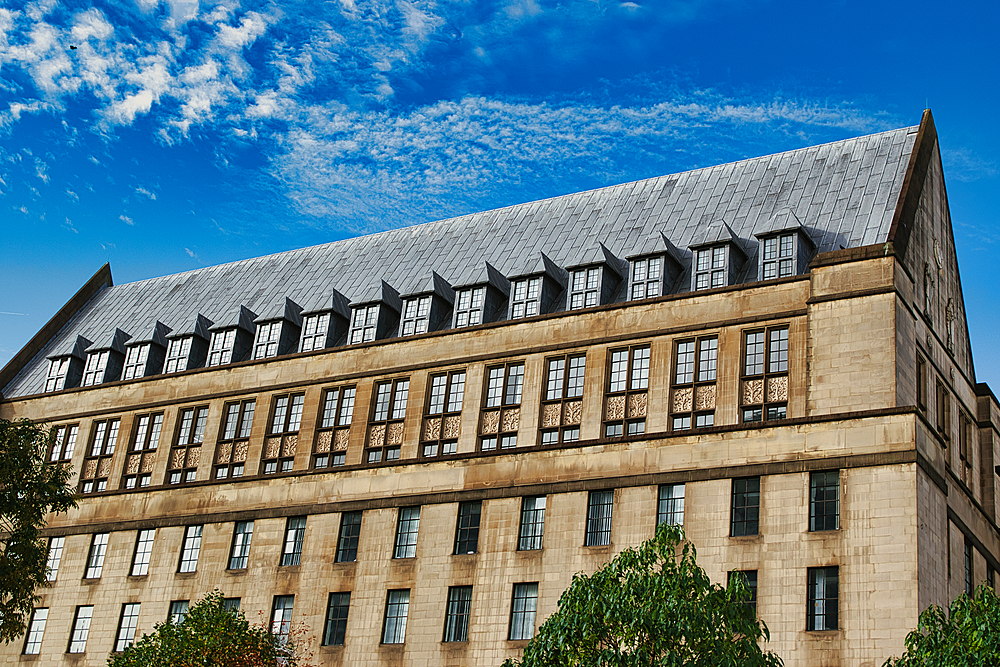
[{"left": 3, "top": 125, "right": 918, "bottom": 398}]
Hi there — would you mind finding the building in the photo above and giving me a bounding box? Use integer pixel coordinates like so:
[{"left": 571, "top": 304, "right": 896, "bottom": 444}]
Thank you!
[{"left": 2, "top": 109, "right": 998, "bottom": 667}]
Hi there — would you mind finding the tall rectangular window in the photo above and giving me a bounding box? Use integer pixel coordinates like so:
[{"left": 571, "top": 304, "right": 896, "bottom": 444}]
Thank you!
[
  {"left": 731, "top": 477, "right": 761, "bottom": 537},
  {"left": 393, "top": 507, "right": 420, "bottom": 559},
  {"left": 741, "top": 327, "right": 789, "bottom": 423},
  {"left": 540, "top": 354, "right": 585, "bottom": 445},
  {"left": 401, "top": 295, "right": 432, "bottom": 336},
  {"left": 367, "top": 379, "right": 409, "bottom": 464},
  {"left": 207, "top": 328, "right": 238, "bottom": 366},
  {"left": 916, "top": 353, "right": 927, "bottom": 411},
  {"left": 443, "top": 586, "right": 473, "bottom": 642},
  {"left": 263, "top": 393, "right": 305, "bottom": 474},
  {"left": 124, "top": 412, "right": 163, "bottom": 489},
  {"left": 510, "top": 277, "right": 542, "bottom": 318},
  {"left": 508, "top": 583, "right": 538, "bottom": 641},
  {"left": 959, "top": 412, "right": 975, "bottom": 486},
  {"left": 671, "top": 336, "right": 718, "bottom": 430},
  {"left": 965, "top": 540, "right": 974, "bottom": 596},
  {"left": 630, "top": 256, "right": 663, "bottom": 300},
  {"left": 336, "top": 511, "right": 362, "bottom": 563},
  {"left": 937, "top": 380, "right": 951, "bottom": 440},
  {"left": 45, "top": 536, "right": 65, "bottom": 582},
  {"left": 323, "top": 593, "right": 351, "bottom": 646},
  {"left": 585, "top": 490, "right": 614, "bottom": 546},
  {"left": 382, "top": 590, "right": 410, "bottom": 644},
  {"left": 806, "top": 567, "right": 838, "bottom": 631},
  {"left": 215, "top": 399, "right": 255, "bottom": 479},
  {"left": 314, "top": 386, "right": 355, "bottom": 468},
  {"left": 518, "top": 496, "right": 546, "bottom": 551},
  {"left": 169, "top": 406, "right": 208, "bottom": 485},
  {"left": 281, "top": 517, "right": 306, "bottom": 566},
  {"left": 22, "top": 608, "right": 47, "bottom": 655},
  {"left": 164, "top": 336, "right": 192, "bottom": 373},
  {"left": 657, "top": 484, "right": 685, "bottom": 526},
  {"left": 604, "top": 345, "right": 650, "bottom": 437},
  {"left": 809, "top": 471, "right": 840, "bottom": 532},
  {"left": 271, "top": 596, "right": 294, "bottom": 640},
  {"left": 68, "top": 606, "right": 93, "bottom": 653},
  {"left": 178, "top": 525, "right": 203, "bottom": 573},
  {"left": 82, "top": 349, "right": 110, "bottom": 386},
  {"left": 80, "top": 418, "right": 120, "bottom": 494},
  {"left": 45, "top": 357, "right": 71, "bottom": 392},
  {"left": 131, "top": 529, "right": 155, "bottom": 576},
  {"left": 84, "top": 532, "right": 109, "bottom": 579},
  {"left": 421, "top": 371, "right": 465, "bottom": 457},
  {"left": 454, "top": 501, "right": 482, "bottom": 555},
  {"left": 228, "top": 521, "right": 254, "bottom": 570},
  {"left": 122, "top": 343, "right": 150, "bottom": 380},
  {"left": 729, "top": 570, "right": 758, "bottom": 613},
  {"left": 455, "top": 286, "right": 486, "bottom": 327},
  {"left": 169, "top": 600, "right": 190, "bottom": 624},
  {"left": 569, "top": 267, "right": 601, "bottom": 309},
  {"left": 115, "top": 603, "right": 141, "bottom": 652},
  {"left": 299, "top": 312, "right": 330, "bottom": 352},
  {"left": 349, "top": 304, "right": 379, "bottom": 344},
  {"left": 253, "top": 320, "right": 282, "bottom": 359},
  {"left": 49, "top": 424, "right": 79, "bottom": 463},
  {"left": 224, "top": 598, "right": 242, "bottom": 612},
  {"left": 480, "top": 362, "right": 525, "bottom": 451}
]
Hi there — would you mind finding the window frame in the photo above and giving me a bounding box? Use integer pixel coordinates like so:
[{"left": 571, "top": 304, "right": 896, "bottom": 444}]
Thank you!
[
  {"left": 729, "top": 570, "right": 758, "bottom": 614},
  {"left": 393, "top": 506, "right": 420, "bottom": 559},
  {"left": 207, "top": 328, "right": 238, "bottom": 367},
  {"left": 114, "top": 603, "right": 141, "bottom": 652},
  {"left": 381, "top": 589, "right": 410, "bottom": 644},
  {"left": 479, "top": 361, "right": 525, "bottom": 451},
  {"left": 228, "top": 520, "right": 254, "bottom": 570},
  {"left": 130, "top": 529, "right": 156, "bottom": 576},
  {"left": 740, "top": 326, "right": 789, "bottom": 424},
  {"left": 657, "top": 483, "right": 685, "bottom": 527},
  {"left": 584, "top": 489, "right": 614, "bottom": 547},
  {"left": 323, "top": 592, "right": 351, "bottom": 646},
  {"left": 335, "top": 511, "right": 362, "bottom": 563},
  {"left": 693, "top": 244, "right": 729, "bottom": 291},
  {"left": 806, "top": 566, "right": 839, "bottom": 631},
  {"left": 252, "top": 320, "right": 283, "bottom": 360},
  {"left": 299, "top": 312, "right": 331, "bottom": 353},
  {"left": 348, "top": 304, "right": 380, "bottom": 344},
  {"left": 67, "top": 605, "right": 94, "bottom": 654},
  {"left": 517, "top": 496, "right": 546, "bottom": 551},
  {"left": 366, "top": 378, "right": 410, "bottom": 464},
  {"left": 164, "top": 336, "right": 192, "bottom": 373},
  {"left": 81, "top": 349, "right": 110, "bottom": 386},
  {"left": 730, "top": 476, "right": 761, "bottom": 537},
  {"left": 124, "top": 412, "right": 164, "bottom": 490},
  {"left": 540, "top": 353, "right": 586, "bottom": 446},
  {"left": 280, "top": 516, "right": 306, "bottom": 566},
  {"left": 214, "top": 399, "right": 255, "bottom": 480},
  {"left": 508, "top": 583, "right": 538, "bottom": 641},
  {"left": 48, "top": 423, "right": 79, "bottom": 463},
  {"left": 84, "top": 532, "right": 109, "bottom": 579},
  {"left": 569, "top": 266, "right": 602, "bottom": 310},
  {"left": 178, "top": 525, "right": 203, "bottom": 573},
  {"left": 314, "top": 385, "right": 355, "bottom": 469},
  {"left": 263, "top": 393, "right": 305, "bottom": 474},
  {"left": 122, "top": 343, "right": 150, "bottom": 380},
  {"left": 22, "top": 607, "right": 48, "bottom": 655},
  {"left": 603, "top": 345, "right": 650, "bottom": 438},
  {"left": 670, "top": 335, "right": 718, "bottom": 431},
  {"left": 510, "top": 276, "right": 542, "bottom": 319},
  {"left": 443, "top": 585, "right": 473, "bottom": 643},
  {"left": 45, "top": 536, "right": 65, "bottom": 582},
  {"left": 454, "top": 286, "right": 486, "bottom": 328},
  {"left": 809, "top": 471, "right": 840, "bottom": 532},
  {"left": 168, "top": 405, "right": 209, "bottom": 485},
  {"left": 421, "top": 370, "right": 466, "bottom": 458},
  {"left": 80, "top": 418, "right": 120, "bottom": 494},
  {"left": 629, "top": 255, "right": 664, "bottom": 300},
  {"left": 401, "top": 295, "right": 432, "bottom": 336},
  {"left": 45, "top": 356, "right": 71, "bottom": 392},
  {"left": 759, "top": 232, "right": 796, "bottom": 281},
  {"left": 270, "top": 595, "right": 294, "bottom": 640},
  {"left": 454, "top": 501, "right": 482, "bottom": 555}
]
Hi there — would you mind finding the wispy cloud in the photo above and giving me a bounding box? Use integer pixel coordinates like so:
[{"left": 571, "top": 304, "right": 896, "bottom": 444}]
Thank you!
[
  {"left": 184, "top": 247, "right": 199, "bottom": 259},
  {"left": 942, "top": 148, "right": 998, "bottom": 183},
  {"left": 134, "top": 186, "right": 157, "bottom": 200},
  {"left": 119, "top": 213, "right": 133, "bottom": 225},
  {"left": 0, "top": 311, "right": 29, "bottom": 316}
]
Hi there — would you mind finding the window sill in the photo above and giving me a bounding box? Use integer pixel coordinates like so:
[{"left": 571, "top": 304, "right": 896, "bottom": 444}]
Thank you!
[
  {"left": 175, "top": 571, "right": 197, "bottom": 578},
  {"left": 225, "top": 568, "right": 248, "bottom": 575},
  {"left": 728, "top": 534, "right": 763, "bottom": 543}
]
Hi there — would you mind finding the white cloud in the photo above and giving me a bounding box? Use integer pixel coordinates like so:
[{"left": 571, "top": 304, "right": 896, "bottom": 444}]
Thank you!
[
  {"left": 120, "top": 213, "right": 134, "bottom": 225},
  {"left": 134, "top": 186, "right": 157, "bottom": 200},
  {"left": 184, "top": 246, "right": 199, "bottom": 259}
]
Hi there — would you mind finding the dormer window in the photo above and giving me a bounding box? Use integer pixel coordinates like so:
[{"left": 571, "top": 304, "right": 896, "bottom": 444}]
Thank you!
[
  {"left": 401, "top": 296, "right": 431, "bottom": 336},
  {"left": 253, "top": 321, "right": 282, "bottom": 359},
  {"left": 511, "top": 278, "right": 542, "bottom": 319},
  {"left": 165, "top": 337, "right": 192, "bottom": 373},
  {"left": 208, "top": 329, "right": 237, "bottom": 366},
  {"left": 569, "top": 269, "right": 600, "bottom": 309},
  {"left": 762, "top": 234, "right": 795, "bottom": 280},
  {"left": 350, "top": 305, "right": 379, "bottom": 344},
  {"left": 82, "top": 351, "right": 110, "bottom": 387},
  {"left": 122, "top": 345, "right": 150, "bottom": 380},
  {"left": 754, "top": 209, "right": 814, "bottom": 282},
  {"left": 455, "top": 287, "right": 485, "bottom": 327},
  {"left": 300, "top": 313, "right": 330, "bottom": 352},
  {"left": 45, "top": 358, "right": 71, "bottom": 392},
  {"left": 630, "top": 257, "right": 662, "bottom": 300},
  {"left": 694, "top": 246, "right": 728, "bottom": 291}
]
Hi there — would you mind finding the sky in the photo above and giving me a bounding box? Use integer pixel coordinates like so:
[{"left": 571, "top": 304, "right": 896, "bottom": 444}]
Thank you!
[{"left": 0, "top": 0, "right": 998, "bottom": 388}]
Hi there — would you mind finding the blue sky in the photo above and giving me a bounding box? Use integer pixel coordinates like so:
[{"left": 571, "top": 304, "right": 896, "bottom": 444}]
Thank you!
[{"left": 1, "top": 0, "right": 998, "bottom": 388}]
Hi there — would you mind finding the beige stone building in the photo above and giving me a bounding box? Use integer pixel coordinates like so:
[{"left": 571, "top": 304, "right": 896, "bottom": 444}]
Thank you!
[{"left": 2, "top": 109, "right": 998, "bottom": 667}]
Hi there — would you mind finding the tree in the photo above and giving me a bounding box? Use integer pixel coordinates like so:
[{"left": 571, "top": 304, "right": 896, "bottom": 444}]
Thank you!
[
  {"left": 883, "top": 583, "right": 1000, "bottom": 667},
  {"left": 108, "top": 590, "right": 312, "bottom": 667},
  {"left": 502, "top": 523, "right": 783, "bottom": 667},
  {"left": 0, "top": 418, "right": 77, "bottom": 643}
]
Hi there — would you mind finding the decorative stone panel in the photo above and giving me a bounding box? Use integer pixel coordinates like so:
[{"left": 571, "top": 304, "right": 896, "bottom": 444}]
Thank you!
[
  {"left": 501, "top": 408, "right": 520, "bottom": 433},
  {"left": 264, "top": 437, "right": 281, "bottom": 459},
  {"left": 83, "top": 460, "right": 97, "bottom": 479},
  {"left": 480, "top": 410, "right": 500, "bottom": 435},
  {"left": 98, "top": 458, "right": 113, "bottom": 478},
  {"left": 187, "top": 447, "right": 201, "bottom": 467},
  {"left": 694, "top": 385, "right": 717, "bottom": 411},
  {"left": 368, "top": 424, "right": 386, "bottom": 448},
  {"left": 334, "top": 429, "right": 350, "bottom": 450},
  {"left": 423, "top": 417, "right": 442, "bottom": 441},
  {"left": 126, "top": 454, "right": 141, "bottom": 475},
  {"left": 541, "top": 404, "right": 561, "bottom": 428},
  {"left": 742, "top": 379, "right": 764, "bottom": 406},
  {"left": 606, "top": 395, "right": 626, "bottom": 420},
  {"left": 672, "top": 388, "right": 693, "bottom": 413},
  {"left": 563, "top": 401, "right": 583, "bottom": 425},
  {"left": 387, "top": 423, "right": 404, "bottom": 446},
  {"left": 443, "top": 416, "right": 461, "bottom": 439},
  {"left": 233, "top": 441, "right": 249, "bottom": 462},
  {"left": 170, "top": 449, "right": 186, "bottom": 470},
  {"left": 627, "top": 393, "right": 648, "bottom": 418},
  {"left": 767, "top": 376, "right": 788, "bottom": 403},
  {"left": 140, "top": 455, "right": 156, "bottom": 473},
  {"left": 281, "top": 435, "right": 297, "bottom": 457},
  {"left": 315, "top": 432, "right": 332, "bottom": 453},
  {"left": 217, "top": 442, "right": 233, "bottom": 463}
]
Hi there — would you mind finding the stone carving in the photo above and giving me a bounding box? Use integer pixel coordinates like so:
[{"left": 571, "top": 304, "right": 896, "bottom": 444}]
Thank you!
[
  {"left": 501, "top": 408, "right": 520, "bottom": 433},
  {"left": 443, "top": 416, "right": 461, "bottom": 439},
  {"left": 563, "top": 401, "right": 583, "bottom": 425},
  {"left": 188, "top": 447, "right": 201, "bottom": 467},
  {"left": 369, "top": 424, "right": 386, "bottom": 448},
  {"left": 628, "top": 393, "right": 648, "bottom": 418},
  {"left": 387, "top": 422, "right": 404, "bottom": 446},
  {"left": 606, "top": 395, "right": 626, "bottom": 420},
  {"left": 334, "top": 429, "right": 350, "bottom": 450},
  {"left": 126, "top": 453, "right": 141, "bottom": 475},
  {"left": 264, "top": 437, "right": 281, "bottom": 459},
  {"left": 480, "top": 410, "right": 500, "bottom": 435},
  {"left": 694, "top": 385, "right": 717, "bottom": 411},
  {"left": 233, "top": 441, "right": 249, "bottom": 462},
  {"left": 542, "top": 404, "right": 561, "bottom": 428},
  {"left": 672, "top": 387, "right": 693, "bottom": 413},
  {"left": 140, "top": 454, "right": 156, "bottom": 473},
  {"left": 217, "top": 442, "right": 233, "bottom": 463},
  {"left": 282, "top": 435, "right": 297, "bottom": 457},
  {"left": 98, "top": 458, "right": 113, "bottom": 478},
  {"left": 315, "top": 431, "right": 332, "bottom": 453},
  {"left": 170, "top": 449, "right": 186, "bottom": 470},
  {"left": 83, "top": 459, "right": 97, "bottom": 479},
  {"left": 742, "top": 379, "right": 764, "bottom": 406},
  {"left": 423, "top": 417, "right": 442, "bottom": 441},
  {"left": 767, "top": 376, "right": 788, "bottom": 403}
]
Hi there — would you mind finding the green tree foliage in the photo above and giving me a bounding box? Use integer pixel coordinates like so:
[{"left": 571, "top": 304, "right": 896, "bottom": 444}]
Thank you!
[
  {"left": 883, "top": 583, "right": 1000, "bottom": 667},
  {"left": 502, "top": 523, "right": 783, "bottom": 667},
  {"left": 108, "top": 590, "right": 308, "bottom": 667},
  {"left": 0, "top": 418, "right": 77, "bottom": 643}
]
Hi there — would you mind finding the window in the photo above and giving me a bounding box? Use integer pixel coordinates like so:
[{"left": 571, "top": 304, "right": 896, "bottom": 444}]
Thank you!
[
  {"left": 585, "top": 490, "right": 614, "bottom": 546},
  {"left": 207, "top": 329, "right": 237, "bottom": 366},
  {"left": 671, "top": 336, "right": 718, "bottom": 430},
  {"left": 382, "top": 590, "right": 410, "bottom": 644},
  {"left": 49, "top": 424, "right": 79, "bottom": 463},
  {"left": 959, "top": 411, "right": 975, "bottom": 486},
  {"left": 936, "top": 380, "right": 951, "bottom": 440},
  {"left": 443, "top": 586, "right": 473, "bottom": 642},
  {"left": 45, "top": 357, "right": 71, "bottom": 391},
  {"left": 45, "top": 536, "right": 65, "bottom": 582},
  {"left": 480, "top": 362, "right": 524, "bottom": 451},
  {"left": 271, "top": 596, "right": 294, "bottom": 640},
  {"left": 253, "top": 321, "right": 282, "bottom": 359},
  {"left": 916, "top": 352, "right": 927, "bottom": 411},
  {"left": 540, "top": 354, "right": 585, "bottom": 445},
  {"left": 80, "top": 418, "right": 120, "bottom": 493},
  {"left": 518, "top": 496, "right": 546, "bottom": 551},
  {"left": 569, "top": 267, "right": 601, "bottom": 309},
  {"left": 215, "top": 399, "right": 255, "bottom": 479},
  {"left": 122, "top": 344, "right": 150, "bottom": 380},
  {"left": 335, "top": 511, "right": 362, "bottom": 563},
  {"left": 124, "top": 412, "right": 163, "bottom": 489},
  {"left": 809, "top": 471, "right": 840, "bottom": 532},
  {"left": 731, "top": 477, "right": 760, "bottom": 536},
  {"left": 349, "top": 304, "right": 379, "bottom": 344},
  {"left": 169, "top": 600, "right": 189, "bottom": 624},
  {"left": 729, "top": 570, "right": 758, "bottom": 613},
  {"left": 454, "top": 501, "right": 481, "bottom": 555},
  {"left": 657, "top": 484, "right": 685, "bottom": 526},
  {"left": 315, "top": 386, "right": 356, "bottom": 468},
  {"left": 455, "top": 287, "right": 486, "bottom": 327},
  {"left": 693, "top": 245, "right": 728, "bottom": 290},
  {"left": 510, "top": 277, "right": 542, "bottom": 319},
  {"left": 421, "top": 371, "right": 465, "bottom": 457},
  {"left": 68, "top": 606, "right": 93, "bottom": 653},
  {"left": 741, "top": 327, "right": 789, "bottom": 423},
  {"left": 806, "top": 567, "right": 838, "bottom": 631},
  {"left": 22, "top": 608, "right": 47, "bottom": 655},
  {"left": 169, "top": 406, "right": 208, "bottom": 484},
  {"left": 367, "top": 379, "right": 409, "bottom": 463},
  {"left": 965, "top": 539, "right": 974, "bottom": 596},
  {"left": 178, "top": 525, "right": 203, "bottom": 573},
  {"left": 224, "top": 598, "right": 241, "bottom": 611},
  {"left": 508, "top": 583, "right": 538, "bottom": 641},
  {"left": 164, "top": 336, "right": 192, "bottom": 373},
  {"left": 228, "top": 521, "right": 254, "bottom": 570},
  {"left": 603, "top": 345, "right": 650, "bottom": 437},
  {"left": 401, "top": 295, "right": 432, "bottom": 336},
  {"left": 263, "top": 393, "right": 305, "bottom": 474},
  {"left": 115, "top": 603, "right": 140, "bottom": 652},
  {"left": 281, "top": 516, "right": 306, "bottom": 566},
  {"left": 300, "top": 313, "right": 331, "bottom": 352},
  {"left": 82, "top": 349, "right": 110, "bottom": 386},
  {"left": 131, "top": 529, "right": 155, "bottom": 576},
  {"left": 393, "top": 506, "right": 420, "bottom": 559},
  {"left": 630, "top": 256, "right": 663, "bottom": 300},
  {"left": 761, "top": 233, "right": 795, "bottom": 280},
  {"left": 84, "top": 532, "right": 109, "bottom": 579},
  {"left": 323, "top": 593, "right": 350, "bottom": 646}
]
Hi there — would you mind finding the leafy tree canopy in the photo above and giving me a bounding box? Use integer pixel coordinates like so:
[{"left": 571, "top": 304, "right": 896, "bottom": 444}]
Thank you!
[
  {"left": 884, "top": 583, "right": 1000, "bottom": 667},
  {"left": 108, "top": 590, "right": 306, "bottom": 667},
  {"left": 503, "top": 523, "right": 783, "bottom": 667},
  {"left": 0, "top": 418, "right": 77, "bottom": 643}
]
